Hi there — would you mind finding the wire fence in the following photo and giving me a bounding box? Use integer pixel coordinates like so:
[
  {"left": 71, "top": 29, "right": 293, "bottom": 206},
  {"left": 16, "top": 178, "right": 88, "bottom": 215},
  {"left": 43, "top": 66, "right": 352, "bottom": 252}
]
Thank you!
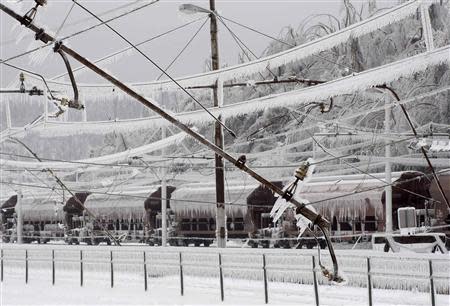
[{"left": 0, "top": 247, "right": 448, "bottom": 305}]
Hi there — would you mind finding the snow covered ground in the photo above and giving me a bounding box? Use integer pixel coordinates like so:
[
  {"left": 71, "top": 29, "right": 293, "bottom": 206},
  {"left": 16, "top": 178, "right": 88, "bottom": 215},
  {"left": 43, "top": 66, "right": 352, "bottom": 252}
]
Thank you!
[
  {"left": 0, "top": 244, "right": 449, "bottom": 305},
  {"left": 1, "top": 271, "right": 449, "bottom": 305}
]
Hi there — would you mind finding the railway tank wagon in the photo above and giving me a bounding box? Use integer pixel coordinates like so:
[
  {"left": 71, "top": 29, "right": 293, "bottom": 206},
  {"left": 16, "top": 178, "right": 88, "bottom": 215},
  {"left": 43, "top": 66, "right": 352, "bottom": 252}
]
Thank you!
[
  {"left": 429, "top": 171, "right": 450, "bottom": 227},
  {"left": 1, "top": 192, "right": 65, "bottom": 243},
  {"left": 167, "top": 181, "right": 260, "bottom": 246},
  {"left": 1, "top": 195, "right": 18, "bottom": 242},
  {"left": 72, "top": 186, "right": 158, "bottom": 244}
]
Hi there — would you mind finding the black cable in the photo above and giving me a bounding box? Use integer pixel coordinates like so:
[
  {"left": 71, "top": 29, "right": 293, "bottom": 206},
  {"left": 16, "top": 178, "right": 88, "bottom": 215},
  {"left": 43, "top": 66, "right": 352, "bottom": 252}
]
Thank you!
[
  {"left": 72, "top": 0, "right": 236, "bottom": 138},
  {"left": 156, "top": 18, "right": 208, "bottom": 80}
]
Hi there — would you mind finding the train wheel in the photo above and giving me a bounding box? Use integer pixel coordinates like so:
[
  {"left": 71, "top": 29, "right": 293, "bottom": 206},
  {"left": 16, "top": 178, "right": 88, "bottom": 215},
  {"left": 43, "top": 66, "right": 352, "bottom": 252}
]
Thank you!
[
  {"left": 106, "top": 239, "right": 111, "bottom": 246},
  {"left": 194, "top": 242, "right": 201, "bottom": 247}
]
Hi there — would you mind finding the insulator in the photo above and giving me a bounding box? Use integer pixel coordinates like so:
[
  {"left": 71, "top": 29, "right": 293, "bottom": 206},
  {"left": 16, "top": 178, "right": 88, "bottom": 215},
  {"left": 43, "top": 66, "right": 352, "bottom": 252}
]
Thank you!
[
  {"left": 19, "top": 72, "right": 25, "bottom": 82},
  {"left": 294, "top": 161, "right": 310, "bottom": 181}
]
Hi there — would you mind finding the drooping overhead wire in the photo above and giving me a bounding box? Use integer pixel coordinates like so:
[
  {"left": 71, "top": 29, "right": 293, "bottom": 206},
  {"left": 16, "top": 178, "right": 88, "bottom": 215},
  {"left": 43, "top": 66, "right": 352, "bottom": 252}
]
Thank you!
[
  {"left": 156, "top": 18, "right": 209, "bottom": 80},
  {"left": 71, "top": 0, "right": 237, "bottom": 138}
]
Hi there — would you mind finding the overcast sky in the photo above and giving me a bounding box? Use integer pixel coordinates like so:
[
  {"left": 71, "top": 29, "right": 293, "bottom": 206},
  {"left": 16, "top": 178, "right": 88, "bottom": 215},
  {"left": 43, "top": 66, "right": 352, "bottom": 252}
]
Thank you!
[{"left": 0, "top": 1, "right": 392, "bottom": 87}]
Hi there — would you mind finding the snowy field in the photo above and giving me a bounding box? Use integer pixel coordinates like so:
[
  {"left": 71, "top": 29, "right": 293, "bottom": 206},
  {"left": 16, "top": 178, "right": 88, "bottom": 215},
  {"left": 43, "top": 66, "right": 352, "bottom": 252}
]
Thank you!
[
  {"left": 2, "top": 273, "right": 449, "bottom": 305},
  {"left": 0, "top": 244, "right": 449, "bottom": 305}
]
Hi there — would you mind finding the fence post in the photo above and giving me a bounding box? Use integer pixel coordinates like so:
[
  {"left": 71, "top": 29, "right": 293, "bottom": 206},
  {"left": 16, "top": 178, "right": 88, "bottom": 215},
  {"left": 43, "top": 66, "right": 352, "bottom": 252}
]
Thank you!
[
  {"left": 1, "top": 248, "right": 3, "bottom": 282},
  {"left": 52, "top": 249, "right": 55, "bottom": 285},
  {"left": 429, "top": 260, "right": 435, "bottom": 306},
  {"left": 312, "top": 256, "right": 319, "bottom": 306},
  {"left": 219, "top": 253, "right": 224, "bottom": 301},
  {"left": 179, "top": 252, "right": 184, "bottom": 296},
  {"left": 25, "top": 249, "right": 28, "bottom": 284},
  {"left": 143, "top": 251, "right": 147, "bottom": 291},
  {"left": 367, "top": 257, "right": 372, "bottom": 306},
  {"left": 80, "top": 250, "right": 83, "bottom": 287},
  {"left": 110, "top": 251, "right": 114, "bottom": 288},
  {"left": 262, "top": 254, "right": 268, "bottom": 304}
]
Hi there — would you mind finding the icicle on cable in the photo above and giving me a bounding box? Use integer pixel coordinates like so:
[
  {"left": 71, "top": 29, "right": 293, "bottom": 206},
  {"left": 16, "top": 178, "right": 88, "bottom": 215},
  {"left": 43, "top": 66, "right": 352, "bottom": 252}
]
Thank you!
[
  {"left": 15, "top": 47, "right": 450, "bottom": 138},
  {"left": 270, "top": 158, "right": 316, "bottom": 223},
  {"left": 22, "top": 0, "right": 433, "bottom": 94}
]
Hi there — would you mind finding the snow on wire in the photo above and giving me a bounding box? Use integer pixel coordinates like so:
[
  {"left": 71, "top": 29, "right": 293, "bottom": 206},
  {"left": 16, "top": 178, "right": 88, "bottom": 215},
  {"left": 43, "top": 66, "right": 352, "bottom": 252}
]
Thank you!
[
  {"left": 21, "top": 0, "right": 437, "bottom": 95},
  {"left": 8, "top": 45, "right": 450, "bottom": 138}
]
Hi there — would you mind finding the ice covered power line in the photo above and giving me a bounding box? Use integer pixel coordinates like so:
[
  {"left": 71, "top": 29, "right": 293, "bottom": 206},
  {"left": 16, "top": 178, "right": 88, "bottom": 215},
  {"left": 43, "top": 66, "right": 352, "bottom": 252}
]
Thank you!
[
  {"left": 3, "top": 169, "right": 448, "bottom": 216},
  {"left": 19, "top": 48, "right": 450, "bottom": 139},
  {"left": 304, "top": 132, "right": 438, "bottom": 204},
  {"left": 18, "top": 0, "right": 435, "bottom": 92},
  {"left": 0, "top": 132, "right": 187, "bottom": 170},
  {"left": 72, "top": 0, "right": 237, "bottom": 139},
  {"left": 217, "top": 14, "right": 355, "bottom": 73},
  {"left": 0, "top": 0, "right": 159, "bottom": 66},
  {"left": 0, "top": 3, "right": 342, "bottom": 281},
  {"left": 51, "top": 17, "right": 206, "bottom": 80},
  {"left": 376, "top": 85, "right": 450, "bottom": 213},
  {"left": 5, "top": 137, "right": 121, "bottom": 245},
  {"left": 156, "top": 18, "right": 208, "bottom": 80}
]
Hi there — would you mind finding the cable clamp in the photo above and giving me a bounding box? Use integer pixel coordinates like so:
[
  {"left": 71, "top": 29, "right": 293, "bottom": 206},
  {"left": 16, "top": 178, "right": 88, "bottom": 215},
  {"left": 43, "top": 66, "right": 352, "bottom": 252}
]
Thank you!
[
  {"left": 34, "top": 28, "right": 50, "bottom": 43},
  {"left": 234, "top": 155, "right": 246, "bottom": 169},
  {"left": 53, "top": 41, "right": 63, "bottom": 53},
  {"left": 282, "top": 190, "right": 294, "bottom": 202}
]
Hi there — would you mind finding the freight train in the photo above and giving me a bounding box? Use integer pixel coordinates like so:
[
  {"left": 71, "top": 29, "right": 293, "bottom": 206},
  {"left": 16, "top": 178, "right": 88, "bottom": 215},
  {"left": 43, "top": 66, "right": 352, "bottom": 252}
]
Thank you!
[{"left": 1, "top": 171, "right": 449, "bottom": 249}]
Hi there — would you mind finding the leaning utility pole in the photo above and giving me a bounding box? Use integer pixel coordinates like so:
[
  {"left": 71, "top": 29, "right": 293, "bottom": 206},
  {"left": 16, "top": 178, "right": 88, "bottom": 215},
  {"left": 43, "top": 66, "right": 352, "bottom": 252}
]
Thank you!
[
  {"left": 0, "top": 3, "right": 342, "bottom": 281},
  {"left": 209, "top": 0, "right": 226, "bottom": 248}
]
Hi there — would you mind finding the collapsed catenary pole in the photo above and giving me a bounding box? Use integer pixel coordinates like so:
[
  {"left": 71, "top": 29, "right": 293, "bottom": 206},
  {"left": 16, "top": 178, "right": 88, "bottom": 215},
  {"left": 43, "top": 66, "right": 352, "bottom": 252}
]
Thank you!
[{"left": 0, "top": 3, "right": 341, "bottom": 280}]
